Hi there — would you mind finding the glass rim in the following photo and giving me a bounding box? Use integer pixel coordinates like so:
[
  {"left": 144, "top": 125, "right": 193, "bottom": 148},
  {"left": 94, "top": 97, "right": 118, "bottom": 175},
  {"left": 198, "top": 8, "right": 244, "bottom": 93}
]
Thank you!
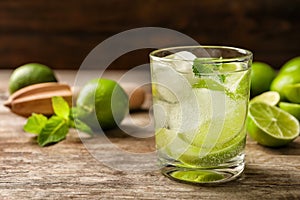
[{"left": 149, "top": 45, "right": 253, "bottom": 64}]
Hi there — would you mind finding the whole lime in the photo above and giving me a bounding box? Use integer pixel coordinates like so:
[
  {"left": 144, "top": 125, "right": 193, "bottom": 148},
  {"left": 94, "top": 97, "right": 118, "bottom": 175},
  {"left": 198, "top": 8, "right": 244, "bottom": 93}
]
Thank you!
[
  {"left": 250, "top": 62, "right": 276, "bottom": 97},
  {"left": 278, "top": 56, "right": 300, "bottom": 75},
  {"left": 270, "top": 70, "right": 300, "bottom": 100},
  {"left": 270, "top": 57, "right": 300, "bottom": 100},
  {"left": 76, "top": 78, "right": 129, "bottom": 130},
  {"left": 9, "top": 63, "right": 57, "bottom": 94}
]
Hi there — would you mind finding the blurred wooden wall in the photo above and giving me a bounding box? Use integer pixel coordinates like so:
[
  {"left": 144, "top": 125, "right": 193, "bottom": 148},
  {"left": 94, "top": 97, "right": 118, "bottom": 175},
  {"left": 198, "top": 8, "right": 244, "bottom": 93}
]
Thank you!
[{"left": 0, "top": 0, "right": 299, "bottom": 70}]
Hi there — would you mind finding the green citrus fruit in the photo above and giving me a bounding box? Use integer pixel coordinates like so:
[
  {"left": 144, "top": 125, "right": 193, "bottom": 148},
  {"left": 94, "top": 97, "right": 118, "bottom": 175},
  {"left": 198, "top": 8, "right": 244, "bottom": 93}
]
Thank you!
[
  {"left": 247, "top": 102, "right": 299, "bottom": 147},
  {"left": 156, "top": 127, "right": 246, "bottom": 167},
  {"left": 270, "top": 57, "right": 300, "bottom": 100},
  {"left": 9, "top": 63, "right": 57, "bottom": 94},
  {"left": 76, "top": 78, "right": 129, "bottom": 130},
  {"left": 250, "top": 62, "right": 276, "bottom": 97},
  {"left": 278, "top": 56, "right": 300, "bottom": 75},
  {"left": 270, "top": 72, "right": 300, "bottom": 100},
  {"left": 250, "top": 91, "right": 280, "bottom": 106},
  {"left": 279, "top": 102, "right": 300, "bottom": 120},
  {"left": 284, "top": 83, "right": 300, "bottom": 104}
]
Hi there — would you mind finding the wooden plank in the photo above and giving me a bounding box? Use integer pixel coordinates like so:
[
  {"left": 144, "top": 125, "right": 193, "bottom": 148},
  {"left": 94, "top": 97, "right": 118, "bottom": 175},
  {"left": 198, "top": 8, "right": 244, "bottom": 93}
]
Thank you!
[
  {"left": 0, "top": 109, "right": 299, "bottom": 199},
  {"left": 0, "top": 0, "right": 299, "bottom": 69},
  {"left": 0, "top": 70, "right": 300, "bottom": 199}
]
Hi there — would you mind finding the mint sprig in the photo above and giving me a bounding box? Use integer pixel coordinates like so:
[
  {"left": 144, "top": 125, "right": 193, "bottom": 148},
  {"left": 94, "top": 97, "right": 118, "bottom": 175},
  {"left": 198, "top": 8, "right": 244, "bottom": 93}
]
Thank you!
[
  {"left": 192, "top": 58, "right": 226, "bottom": 83},
  {"left": 23, "top": 96, "right": 93, "bottom": 147}
]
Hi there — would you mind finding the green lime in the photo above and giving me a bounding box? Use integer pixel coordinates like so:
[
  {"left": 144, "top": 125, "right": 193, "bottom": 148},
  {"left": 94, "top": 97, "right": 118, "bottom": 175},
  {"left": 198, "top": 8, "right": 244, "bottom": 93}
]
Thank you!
[
  {"left": 179, "top": 130, "right": 246, "bottom": 167},
  {"left": 156, "top": 128, "right": 246, "bottom": 167},
  {"left": 279, "top": 102, "right": 300, "bottom": 120},
  {"left": 270, "top": 57, "right": 300, "bottom": 100},
  {"left": 170, "top": 170, "right": 224, "bottom": 183},
  {"left": 250, "top": 91, "right": 280, "bottom": 106},
  {"left": 192, "top": 78, "right": 224, "bottom": 91},
  {"left": 270, "top": 72, "right": 300, "bottom": 100},
  {"left": 250, "top": 62, "right": 276, "bottom": 97},
  {"left": 76, "top": 78, "right": 129, "bottom": 130},
  {"left": 9, "top": 63, "right": 57, "bottom": 94},
  {"left": 284, "top": 83, "right": 300, "bottom": 104},
  {"left": 247, "top": 102, "right": 299, "bottom": 147},
  {"left": 278, "top": 56, "right": 300, "bottom": 75}
]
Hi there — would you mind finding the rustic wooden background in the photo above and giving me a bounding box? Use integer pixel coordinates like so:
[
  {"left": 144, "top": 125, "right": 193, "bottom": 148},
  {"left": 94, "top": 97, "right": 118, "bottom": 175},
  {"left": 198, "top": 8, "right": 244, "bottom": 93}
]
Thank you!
[{"left": 0, "top": 0, "right": 299, "bottom": 70}]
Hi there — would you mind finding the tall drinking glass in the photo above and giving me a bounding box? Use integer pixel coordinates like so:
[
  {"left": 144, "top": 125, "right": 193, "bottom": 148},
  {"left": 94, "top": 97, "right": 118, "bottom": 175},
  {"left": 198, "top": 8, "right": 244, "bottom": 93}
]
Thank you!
[{"left": 150, "top": 46, "right": 252, "bottom": 184}]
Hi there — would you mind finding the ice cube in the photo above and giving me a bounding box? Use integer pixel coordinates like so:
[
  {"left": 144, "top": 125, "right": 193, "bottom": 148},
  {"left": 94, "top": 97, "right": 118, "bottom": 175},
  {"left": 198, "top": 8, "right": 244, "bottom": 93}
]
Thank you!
[{"left": 165, "top": 51, "right": 196, "bottom": 73}]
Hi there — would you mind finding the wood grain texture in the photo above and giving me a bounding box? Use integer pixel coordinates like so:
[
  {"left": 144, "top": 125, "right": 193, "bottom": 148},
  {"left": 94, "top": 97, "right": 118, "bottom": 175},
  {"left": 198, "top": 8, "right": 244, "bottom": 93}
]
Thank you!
[
  {"left": 0, "top": 108, "right": 300, "bottom": 199},
  {"left": 0, "top": 70, "right": 300, "bottom": 199},
  {"left": 0, "top": 0, "right": 299, "bottom": 69}
]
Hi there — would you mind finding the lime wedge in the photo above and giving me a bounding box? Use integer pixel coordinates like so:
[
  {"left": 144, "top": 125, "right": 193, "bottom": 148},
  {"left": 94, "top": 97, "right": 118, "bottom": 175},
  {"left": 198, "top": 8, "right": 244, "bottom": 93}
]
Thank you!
[
  {"left": 250, "top": 91, "right": 280, "bottom": 106},
  {"left": 192, "top": 78, "right": 224, "bottom": 91},
  {"left": 284, "top": 83, "right": 300, "bottom": 104},
  {"left": 170, "top": 170, "right": 224, "bottom": 183},
  {"left": 279, "top": 102, "right": 300, "bottom": 120},
  {"left": 219, "top": 63, "right": 242, "bottom": 72},
  {"left": 178, "top": 129, "right": 246, "bottom": 167},
  {"left": 247, "top": 102, "right": 300, "bottom": 147},
  {"left": 155, "top": 127, "right": 246, "bottom": 167}
]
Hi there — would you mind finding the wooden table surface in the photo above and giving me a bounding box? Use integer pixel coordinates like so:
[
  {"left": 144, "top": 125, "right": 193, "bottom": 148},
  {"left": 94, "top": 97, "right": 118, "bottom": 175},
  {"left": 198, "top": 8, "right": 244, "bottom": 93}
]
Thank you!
[{"left": 0, "top": 70, "right": 299, "bottom": 200}]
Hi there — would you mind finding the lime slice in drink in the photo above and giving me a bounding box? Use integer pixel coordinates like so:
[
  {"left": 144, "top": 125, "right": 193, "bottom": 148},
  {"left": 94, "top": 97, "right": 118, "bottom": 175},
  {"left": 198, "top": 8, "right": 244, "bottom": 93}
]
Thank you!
[
  {"left": 250, "top": 91, "right": 280, "bottom": 106},
  {"left": 192, "top": 78, "right": 224, "bottom": 91},
  {"left": 279, "top": 102, "right": 300, "bottom": 120},
  {"left": 224, "top": 69, "right": 251, "bottom": 99},
  {"left": 178, "top": 129, "right": 246, "bottom": 167},
  {"left": 247, "top": 102, "right": 300, "bottom": 147},
  {"left": 219, "top": 63, "right": 242, "bottom": 72},
  {"left": 155, "top": 127, "right": 246, "bottom": 167},
  {"left": 170, "top": 170, "right": 224, "bottom": 183},
  {"left": 284, "top": 83, "right": 300, "bottom": 104}
]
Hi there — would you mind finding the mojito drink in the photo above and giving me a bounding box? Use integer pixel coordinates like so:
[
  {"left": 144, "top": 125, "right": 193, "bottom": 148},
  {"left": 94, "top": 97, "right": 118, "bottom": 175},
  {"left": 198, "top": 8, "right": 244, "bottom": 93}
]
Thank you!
[{"left": 150, "top": 46, "right": 252, "bottom": 184}]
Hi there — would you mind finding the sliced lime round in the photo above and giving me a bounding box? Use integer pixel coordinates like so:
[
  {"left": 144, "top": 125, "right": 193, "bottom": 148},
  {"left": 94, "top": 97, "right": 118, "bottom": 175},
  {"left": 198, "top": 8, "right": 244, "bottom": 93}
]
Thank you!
[
  {"left": 247, "top": 102, "right": 299, "bottom": 147},
  {"left": 250, "top": 91, "right": 280, "bottom": 106}
]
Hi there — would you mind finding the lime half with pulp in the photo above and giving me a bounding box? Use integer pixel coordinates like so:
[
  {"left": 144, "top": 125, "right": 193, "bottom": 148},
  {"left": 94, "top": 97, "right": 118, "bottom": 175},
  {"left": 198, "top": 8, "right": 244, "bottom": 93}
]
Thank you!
[
  {"left": 247, "top": 102, "right": 299, "bottom": 147},
  {"left": 250, "top": 91, "right": 280, "bottom": 106}
]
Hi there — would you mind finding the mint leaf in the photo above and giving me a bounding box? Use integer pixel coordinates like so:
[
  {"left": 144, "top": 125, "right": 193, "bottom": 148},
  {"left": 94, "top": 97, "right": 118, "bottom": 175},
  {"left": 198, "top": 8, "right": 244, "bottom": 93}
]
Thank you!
[
  {"left": 52, "top": 96, "right": 70, "bottom": 120},
  {"left": 73, "top": 119, "right": 93, "bottom": 135},
  {"left": 23, "top": 113, "right": 48, "bottom": 134},
  {"left": 69, "top": 107, "right": 93, "bottom": 135},
  {"left": 219, "top": 74, "right": 226, "bottom": 83},
  {"left": 193, "top": 58, "right": 226, "bottom": 83},
  {"left": 37, "top": 116, "right": 69, "bottom": 146},
  {"left": 193, "top": 58, "right": 214, "bottom": 76}
]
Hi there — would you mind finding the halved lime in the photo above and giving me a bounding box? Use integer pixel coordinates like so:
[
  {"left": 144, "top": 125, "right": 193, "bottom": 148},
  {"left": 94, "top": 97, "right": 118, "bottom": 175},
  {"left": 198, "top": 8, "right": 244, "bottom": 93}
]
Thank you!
[
  {"left": 247, "top": 102, "right": 299, "bottom": 147},
  {"left": 170, "top": 170, "right": 224, "bottom": 183},
  {"left": 250, "top": 91, "right": 280, "bottom": 106},
  {"left": 279, "top": 102, "right": 300, "bottom": 120},
  {"left": 284, "top": 83, "right": 300, "bottom": 104}
]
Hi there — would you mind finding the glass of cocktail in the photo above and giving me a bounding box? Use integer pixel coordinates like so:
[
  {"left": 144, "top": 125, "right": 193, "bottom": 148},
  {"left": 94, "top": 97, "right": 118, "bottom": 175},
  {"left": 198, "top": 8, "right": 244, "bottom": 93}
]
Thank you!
[{"left": 150, "top": 46, "right": 252, "bottom": 184}]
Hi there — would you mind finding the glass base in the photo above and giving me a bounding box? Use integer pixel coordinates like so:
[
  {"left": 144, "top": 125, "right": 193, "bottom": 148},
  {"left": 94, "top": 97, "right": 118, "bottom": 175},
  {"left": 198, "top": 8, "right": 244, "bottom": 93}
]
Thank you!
[{"left": 160, "top": 154, "right": 245, "bottom": 185}]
